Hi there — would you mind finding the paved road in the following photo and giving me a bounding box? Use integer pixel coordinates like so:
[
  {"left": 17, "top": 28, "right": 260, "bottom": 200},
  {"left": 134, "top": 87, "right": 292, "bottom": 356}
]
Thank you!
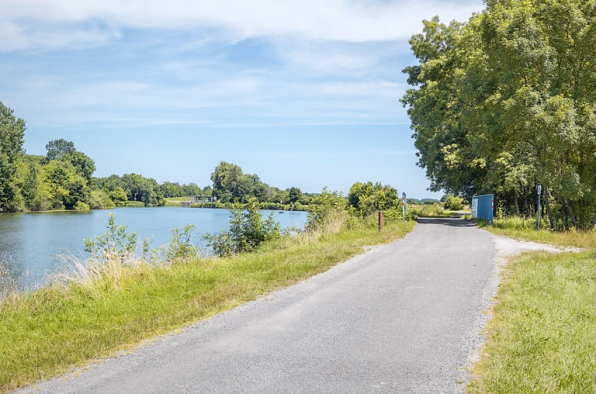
[{"left": 21, "top": 217, "right": 497, "bottom": 394}]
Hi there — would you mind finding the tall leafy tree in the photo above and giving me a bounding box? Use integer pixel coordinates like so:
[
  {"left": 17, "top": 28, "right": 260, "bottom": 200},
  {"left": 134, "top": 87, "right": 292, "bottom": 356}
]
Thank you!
[
  {"left": 45, "top": 139, "right": 75, "bottom": 161},
  {"left": 64, "top": 151, "right": 96, "bottom": 181},
  {"left": 288, "top": 187, "right": 303, "bottom": 203},
  {"left": 0, "top": 102, "right": 26, "bottom": 211},
  {"left": 476, "top": 0, "right": 596, "bottom": 227},
  {"left": 400, "top": 17, "right": 485, "bottom": 199},
  {"left": 22, "top": 163, "right": 40, "bottom": 208},
  {"left": 210, "top": 162, "right": 269, "bottom": 203},
  {"left": 39, "top": 161, "right": 88, "bottom": 210},
  {"left": 403, "top": 1, "right": 596, "bottom": 228},
  {"left": 211, "top": 161, "right": 243, "bottom": 203}
]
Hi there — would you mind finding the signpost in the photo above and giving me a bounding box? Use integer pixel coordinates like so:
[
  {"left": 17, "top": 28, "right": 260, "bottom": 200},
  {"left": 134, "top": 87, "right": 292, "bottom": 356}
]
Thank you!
[
  {"left": 537, "top": 185, "right": 542, "bottom": 230},
  {"left": 402, "top": 192, "right": 406, "bottom": 220}
]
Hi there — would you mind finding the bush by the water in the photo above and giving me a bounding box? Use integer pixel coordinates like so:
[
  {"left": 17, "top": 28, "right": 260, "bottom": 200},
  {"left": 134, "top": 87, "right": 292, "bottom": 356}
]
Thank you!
[
  {"left": 204, "top": 198, "right": 282, "bottom": 257},
  {"left": 83, "top": 213, "right": 139, "bottom": 261}
]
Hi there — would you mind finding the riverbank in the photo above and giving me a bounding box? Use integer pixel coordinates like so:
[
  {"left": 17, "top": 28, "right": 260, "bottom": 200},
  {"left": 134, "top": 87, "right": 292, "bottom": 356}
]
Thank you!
[
  {"left": 0, "top": 201, "right": 147, "bottom": 214},
  {"left": 0, "top": 219, "right": 414, "bottom": 393},
  {"left": 0, "top": 207, "right": 308, "bottom": 289}
]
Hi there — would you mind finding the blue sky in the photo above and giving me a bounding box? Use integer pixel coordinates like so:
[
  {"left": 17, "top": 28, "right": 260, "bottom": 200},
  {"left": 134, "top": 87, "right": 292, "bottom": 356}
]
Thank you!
[{"left": 0, "top": 0, "right": 484, "bottom": 198}]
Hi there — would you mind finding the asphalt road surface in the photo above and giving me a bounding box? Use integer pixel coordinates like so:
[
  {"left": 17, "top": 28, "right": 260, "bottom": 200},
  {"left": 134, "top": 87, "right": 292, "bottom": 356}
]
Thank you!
[{"left": 20, "top": 217, "right": 497, "bottom": 394}]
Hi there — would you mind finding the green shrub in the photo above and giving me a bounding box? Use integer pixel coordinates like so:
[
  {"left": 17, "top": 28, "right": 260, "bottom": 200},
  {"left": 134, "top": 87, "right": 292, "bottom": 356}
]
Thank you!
[
  {"left": 122, "top": 201, "right": 144, "bottom": 208},
  {"left": 306, "top": 188, "right": 348, "bottom": 230},
  {"left": 258, "top": 202, "right": 288, "bottom": 211},
  {"left": 204, "top": 198, "right": 281, "bottom": 257},
  {"left": 291, "top": 203, "right": 306, "bottom": 211},
  {"left": 191, "top": 201, "right": 308, "bottom": 211},
  {"left": 88, "top": 190, "right": 115, "bottom": 210},
  {"left": 384, "top": 208, "right": 407, "bottom": 222},
  {"left": 74, "top": 201, "right": 90, "bottom": 211},
  {"left": 444, "top": 195, "right": 465, "bottom": 210},
  {"left": 108, "top": 187, "right": 128, "bottom": 207},
  {"left": 191, "top": 202, "right": 233, "bottom": 209},
  {"left": 404, "top": 207, "right": 421, "bottom": 221},
  {"left": 83, "top": 213, "right": 139, "bottom": 261},
  {"left": 166, "top": 225, "right": 200, "bottom": 261}
]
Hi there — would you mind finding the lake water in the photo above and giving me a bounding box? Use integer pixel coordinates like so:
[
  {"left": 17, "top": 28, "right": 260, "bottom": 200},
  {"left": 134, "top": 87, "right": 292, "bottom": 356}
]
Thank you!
[{"left": 0, "top": 207, "right": 308, "bottom": 288}]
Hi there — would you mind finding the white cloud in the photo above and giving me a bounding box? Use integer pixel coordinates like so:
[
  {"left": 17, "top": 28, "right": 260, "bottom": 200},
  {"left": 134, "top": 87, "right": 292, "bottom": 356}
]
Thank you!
[
  {"left": 1, "top": 0, "right": 484, "bottom": 51},
  {"left": 0, "top": 0, "right": 483, "bottom": 130}
]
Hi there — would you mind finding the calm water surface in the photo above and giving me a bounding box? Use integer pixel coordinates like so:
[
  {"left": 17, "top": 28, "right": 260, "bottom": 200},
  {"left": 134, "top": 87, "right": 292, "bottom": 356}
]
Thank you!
[{"left": 0, "top": 207, "right": 307, "bottom": 287}]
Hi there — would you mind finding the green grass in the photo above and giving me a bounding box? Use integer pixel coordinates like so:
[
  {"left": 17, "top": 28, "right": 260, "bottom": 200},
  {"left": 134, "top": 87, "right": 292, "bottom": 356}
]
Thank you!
[
  {"left": 468, "top": 250, "right": 596, "bottom": 393},
  {"left": 475, "top": 217, "right": 596, "bottom": 249},
  {"left": 469, "top": 217, "right": 596, "bottom": 392},
  {"left": 407, "top": 203, "right": 464, "bottom": 218},
  {"left": 0, "top": 220, "right": 414, "bottom": 393},
  {"left": 164, "top": 197, "right": 191, "bottom": 202}
]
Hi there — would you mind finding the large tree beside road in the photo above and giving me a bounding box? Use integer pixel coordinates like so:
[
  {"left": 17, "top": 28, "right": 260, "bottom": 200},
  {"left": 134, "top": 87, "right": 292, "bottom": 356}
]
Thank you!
[{"left": 402, "top": 0, "right": 596, "bottom": 229}]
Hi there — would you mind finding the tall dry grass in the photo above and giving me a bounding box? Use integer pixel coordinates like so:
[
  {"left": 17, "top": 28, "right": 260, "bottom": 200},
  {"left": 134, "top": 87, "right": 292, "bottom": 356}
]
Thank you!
[
  {"left": 0, "top": 261, "right": 18, "bottom": 303},
  {"left": 46, "top": 253, "right": 164, "bottom": 298}
]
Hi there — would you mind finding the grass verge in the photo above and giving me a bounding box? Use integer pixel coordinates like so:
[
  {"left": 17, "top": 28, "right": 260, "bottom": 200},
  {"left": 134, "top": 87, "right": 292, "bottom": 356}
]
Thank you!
[
  {"left": 475, "top": 217, "right": 596, "bottom": 249},
  {"left": 468, "top": 250, "right": 596, "bottom": 393},
  {"left": 0, "top": 220, "right": 414, "bottom": 393}
]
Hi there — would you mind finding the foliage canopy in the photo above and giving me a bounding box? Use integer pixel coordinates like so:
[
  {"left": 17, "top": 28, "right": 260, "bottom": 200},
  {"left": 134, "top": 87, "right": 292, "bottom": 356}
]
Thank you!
[{"left": 402, "top": 0, "right": 596, "bottom": 229}]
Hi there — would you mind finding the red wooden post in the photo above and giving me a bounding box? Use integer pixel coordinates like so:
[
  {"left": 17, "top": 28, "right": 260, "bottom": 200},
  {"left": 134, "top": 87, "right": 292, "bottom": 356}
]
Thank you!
[{"left": 378, "top": 211, "right": 383, "bottom": 232}]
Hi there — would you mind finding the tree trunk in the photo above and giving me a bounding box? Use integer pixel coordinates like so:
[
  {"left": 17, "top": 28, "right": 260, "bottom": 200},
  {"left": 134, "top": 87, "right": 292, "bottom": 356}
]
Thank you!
[
  {"left": 565, "top": 199, "right": 578, "bottom": 228},
  {"left": 543, "top": 186, "right": 554, "bottom": 230},
  {"left": 514, "top": 190, "right": 520, "bottom": 216},
  {"left": 559, "top": 196, "right": 568, "bottom": 229},
  {"left": 523, "top": 186, "right": 530, "bottom": 218}
]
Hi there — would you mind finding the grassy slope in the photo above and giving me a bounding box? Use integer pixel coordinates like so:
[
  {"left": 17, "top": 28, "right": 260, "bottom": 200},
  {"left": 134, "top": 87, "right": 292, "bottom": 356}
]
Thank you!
[
  {"left": 0, "top": 221, "right": 414, "bottom": 393},
  {"left": 469, "top": 220, "right": 596, "bottom": 393}
]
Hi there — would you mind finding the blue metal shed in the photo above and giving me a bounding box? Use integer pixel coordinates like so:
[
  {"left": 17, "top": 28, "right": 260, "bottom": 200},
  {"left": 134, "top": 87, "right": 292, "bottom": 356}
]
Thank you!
[{"left": 472, "top": 194, "right": 494, "bottom": 224}]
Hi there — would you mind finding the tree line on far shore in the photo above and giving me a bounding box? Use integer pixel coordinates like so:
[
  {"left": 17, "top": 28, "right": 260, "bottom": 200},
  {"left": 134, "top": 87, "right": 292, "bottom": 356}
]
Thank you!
[{"left": 1, "top": 102, "right": 403, "bottom": 214}]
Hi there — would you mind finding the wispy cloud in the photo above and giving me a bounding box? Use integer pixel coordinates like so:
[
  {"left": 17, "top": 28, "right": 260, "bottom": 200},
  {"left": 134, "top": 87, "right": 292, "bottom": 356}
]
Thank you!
[
  {"left": 2, "top": 0, "right": 483, "bottom": 52},
  {"left": 1, "top": 0, "right": 484, "bottom": 132},
  {"left": 9, "top": 76, "right": 410, "bottom": 128},
  {"left": 0, "top": 20, "right": 118, "bottom": 53}
]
